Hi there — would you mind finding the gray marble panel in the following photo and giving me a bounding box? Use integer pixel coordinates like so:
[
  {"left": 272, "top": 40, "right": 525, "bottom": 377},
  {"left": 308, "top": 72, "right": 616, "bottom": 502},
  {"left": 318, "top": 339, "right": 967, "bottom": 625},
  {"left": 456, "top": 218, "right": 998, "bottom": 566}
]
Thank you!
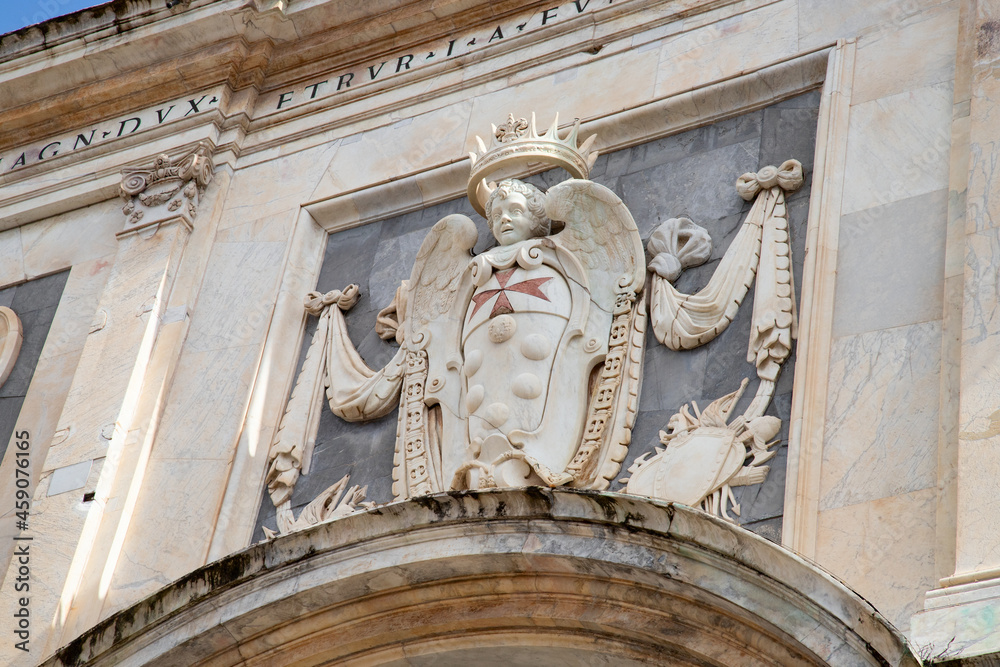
[
  {"left": 833, "top": 189, "right": 949, "bottom": 338},
  {"left": 0, "top": 303, "right": 57, "bottom": 398},
  {"left": 760, "top": 105, "right": 821, "bottom": 173},
  {"left": 0, "top": 397, "right": 23, "bottom": 450},
  {"left": 10, "top": 270, "right": 69, "bottom": 314},
  {"left": 620, "top": 140, "right": 762, "bottom": 238},
  {"left": 0, "top": 271, "right": 68, "bottom": 463},
  {"left": 257, "top": 91, "right": 819, "bottom": 544}
]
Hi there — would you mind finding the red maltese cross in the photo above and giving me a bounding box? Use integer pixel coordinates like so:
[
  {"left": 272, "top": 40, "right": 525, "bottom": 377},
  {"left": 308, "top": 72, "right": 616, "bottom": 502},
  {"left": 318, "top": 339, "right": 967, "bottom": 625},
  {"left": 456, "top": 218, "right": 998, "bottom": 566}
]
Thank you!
[{"left": 470, "top": 268, "right": 552, "bottom": 319}]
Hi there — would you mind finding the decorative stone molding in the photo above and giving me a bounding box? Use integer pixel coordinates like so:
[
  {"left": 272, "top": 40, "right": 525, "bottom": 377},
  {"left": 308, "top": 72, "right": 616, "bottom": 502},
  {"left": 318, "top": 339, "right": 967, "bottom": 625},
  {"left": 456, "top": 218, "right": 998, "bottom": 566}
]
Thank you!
[
  {"left": 42, "top": 490, "right": 920, "bottom": 667},
  {"left": 0, "top": 307, "right": 22, "bottom": 389},
  {"left": 782, "top": 41, "right": 856, "bottom": 560},
  {"left": 117, "top": 142, "right": 214, "bottom": 237}
]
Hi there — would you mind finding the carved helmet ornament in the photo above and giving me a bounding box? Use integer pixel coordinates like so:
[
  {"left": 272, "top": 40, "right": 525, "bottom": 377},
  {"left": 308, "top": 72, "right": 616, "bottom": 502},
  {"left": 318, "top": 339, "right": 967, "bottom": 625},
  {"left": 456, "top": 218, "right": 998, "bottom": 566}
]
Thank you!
[{"left": 266, "top": 111, "right": 805, "bottom": 535}]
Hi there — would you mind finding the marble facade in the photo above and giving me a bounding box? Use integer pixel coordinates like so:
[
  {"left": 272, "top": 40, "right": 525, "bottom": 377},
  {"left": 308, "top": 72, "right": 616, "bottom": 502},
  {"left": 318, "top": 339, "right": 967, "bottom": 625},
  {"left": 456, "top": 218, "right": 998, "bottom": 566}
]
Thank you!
[{"left": 0, "top": 0, "right": 992, "bottom": 664}]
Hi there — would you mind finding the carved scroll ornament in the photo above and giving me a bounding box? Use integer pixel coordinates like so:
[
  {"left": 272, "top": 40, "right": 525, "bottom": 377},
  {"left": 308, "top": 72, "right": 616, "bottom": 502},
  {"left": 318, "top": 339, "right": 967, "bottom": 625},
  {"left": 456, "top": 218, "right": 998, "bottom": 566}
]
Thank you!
[
  {"left": 0, "top": 307, "right": 22, "bottom": 390},
  {"left": 118, "top": 142, "right": 214, "bottom": 234}
]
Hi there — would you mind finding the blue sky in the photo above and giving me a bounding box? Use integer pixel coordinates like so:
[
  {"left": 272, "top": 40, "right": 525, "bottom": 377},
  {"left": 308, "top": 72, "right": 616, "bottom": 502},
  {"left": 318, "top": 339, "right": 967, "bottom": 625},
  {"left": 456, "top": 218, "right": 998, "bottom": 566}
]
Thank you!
[{"left": 0, "top": 0, "right": 105, "bottom": 36}]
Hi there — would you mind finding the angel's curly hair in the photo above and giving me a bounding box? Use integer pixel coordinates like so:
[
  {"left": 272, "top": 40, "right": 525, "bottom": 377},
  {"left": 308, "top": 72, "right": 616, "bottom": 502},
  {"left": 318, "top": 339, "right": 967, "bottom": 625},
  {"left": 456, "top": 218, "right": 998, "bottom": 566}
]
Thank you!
[{"left": 485, "top": 179, "right": 550, "bottom": 237}]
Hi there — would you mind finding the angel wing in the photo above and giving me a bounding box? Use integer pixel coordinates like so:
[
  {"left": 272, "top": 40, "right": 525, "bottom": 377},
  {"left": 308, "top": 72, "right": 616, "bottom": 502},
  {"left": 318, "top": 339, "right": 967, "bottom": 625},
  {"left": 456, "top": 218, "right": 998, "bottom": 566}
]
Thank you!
[
  {"left": 391, "top": 213, "right": 478, "bottom": 500},
  {"left": 546, "top": 180, "right": 645, "bottom": 310},
  {"left": 405, "top": 213, "right": 479, "bottom": 336}
]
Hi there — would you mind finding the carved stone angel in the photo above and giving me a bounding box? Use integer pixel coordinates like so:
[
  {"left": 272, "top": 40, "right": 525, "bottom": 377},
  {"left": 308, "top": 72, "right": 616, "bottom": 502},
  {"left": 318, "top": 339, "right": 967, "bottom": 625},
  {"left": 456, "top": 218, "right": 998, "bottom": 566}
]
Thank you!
[{"left": 267, "top": 115, "right": 645, "bottom": 514}]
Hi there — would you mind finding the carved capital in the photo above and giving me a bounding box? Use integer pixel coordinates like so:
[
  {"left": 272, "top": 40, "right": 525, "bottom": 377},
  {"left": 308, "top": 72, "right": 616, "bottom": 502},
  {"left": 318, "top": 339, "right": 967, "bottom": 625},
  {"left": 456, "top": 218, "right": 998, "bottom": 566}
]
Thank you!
[{"left": 118, "top": 142, "right": 214, "bottom": 237}]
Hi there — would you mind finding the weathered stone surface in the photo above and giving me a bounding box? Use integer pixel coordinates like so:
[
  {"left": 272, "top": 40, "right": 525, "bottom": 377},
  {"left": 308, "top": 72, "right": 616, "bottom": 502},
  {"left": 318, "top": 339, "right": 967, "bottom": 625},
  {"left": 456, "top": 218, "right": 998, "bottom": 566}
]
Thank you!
[{"left": 48, "top": 490, "right": 920, "bottom": 667}]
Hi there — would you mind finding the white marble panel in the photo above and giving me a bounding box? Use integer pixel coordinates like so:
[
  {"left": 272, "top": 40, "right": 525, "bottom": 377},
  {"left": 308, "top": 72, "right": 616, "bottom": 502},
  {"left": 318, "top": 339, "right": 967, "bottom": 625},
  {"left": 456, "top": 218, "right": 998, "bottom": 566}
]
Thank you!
[
  {"left": 946, "top": 113, "right": 970, "bottom": 280},
  {"left": 0, "top": 228, "right": 25, "bottom": 289},
  {"left": 798, "top": 0, "right": 953, "bottom": 51},
  {"left": 966, "top": 72, "right": 1000, "bottom": 233},
  {"left": 180, "top": 240, "right": 286, "bottom": 353},
  {"left": 821, "top": 321, "right": 941, "bottom": 510},
  {"left": 850, "top": 2, "right": 959, "bottom": 105},
  {"left": 100, "top": 458, "right": 232, "bottom": 622},
  {"left": 815, "top": 487, "right": 938, "bottom": 635},
  {"left": 467, "top": 48, "right": 660, "bottom": 150},
  {"left": 310, "top": 101, "right": 473, "bottom": 203},
  {"left": 840, "top": 82, "right": 954, "bottom": 216},
  {"left": 936, "top": 272, "right": 961, "bottom": 582},
  {"left": 955, "top": 226, "right": 1000, "bottom": 576},
  {"left": 223, "top": 141, "right": 340, "bottom": 224},
  {"left": 19, "top": 197, "right": 119, "bottom": 280},
  {"left": 37, "top": 255, "right": 113, "bottom": 362},
  {"left": 957, "top": 228, "right": 1000, "bottom": 433},
  {"left": 653, "top": 1, "right": 799, "bottom": 99},
  {"left": 833, "top": 189, "right": 948, "bottom": 338}
]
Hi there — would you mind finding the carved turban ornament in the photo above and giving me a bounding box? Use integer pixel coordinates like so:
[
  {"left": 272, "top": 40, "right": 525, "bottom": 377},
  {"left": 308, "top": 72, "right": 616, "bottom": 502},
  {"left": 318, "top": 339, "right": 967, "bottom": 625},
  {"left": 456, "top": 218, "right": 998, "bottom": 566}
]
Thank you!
[
  {"left": 736, "top": 159, "right": 804, "bottom": 201},
  {"left": 647, "top": 217, "right": 712, "bottom": 282}
]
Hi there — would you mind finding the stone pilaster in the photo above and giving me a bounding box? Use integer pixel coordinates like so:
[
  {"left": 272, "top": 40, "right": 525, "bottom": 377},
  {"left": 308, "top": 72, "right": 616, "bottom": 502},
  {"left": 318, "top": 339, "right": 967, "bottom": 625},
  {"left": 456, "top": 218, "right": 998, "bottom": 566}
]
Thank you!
[
  {"left": 911, "top": 0, "right": 1000, "bottom": 659},
  {"left": 0, "top": 143, "right": 214, "bottom": 663}
]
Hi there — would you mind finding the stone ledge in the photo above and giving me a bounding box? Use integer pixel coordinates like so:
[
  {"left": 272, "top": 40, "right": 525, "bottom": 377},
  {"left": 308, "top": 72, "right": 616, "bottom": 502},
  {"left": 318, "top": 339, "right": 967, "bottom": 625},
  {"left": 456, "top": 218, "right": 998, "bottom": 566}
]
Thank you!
[{"left": 43, "top": 489, "right": 918, "bottom": 666}]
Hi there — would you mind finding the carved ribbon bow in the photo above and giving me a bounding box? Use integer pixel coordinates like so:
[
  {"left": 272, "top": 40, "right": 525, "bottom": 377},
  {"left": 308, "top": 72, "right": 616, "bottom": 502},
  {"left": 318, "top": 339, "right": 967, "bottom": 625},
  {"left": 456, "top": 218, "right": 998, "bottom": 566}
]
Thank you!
[
  {"left": 304, "top": 284, "right": 361, "bottom": 316},
  {"left": 736, "top": 159, "right": 804, "bottom": 201}
]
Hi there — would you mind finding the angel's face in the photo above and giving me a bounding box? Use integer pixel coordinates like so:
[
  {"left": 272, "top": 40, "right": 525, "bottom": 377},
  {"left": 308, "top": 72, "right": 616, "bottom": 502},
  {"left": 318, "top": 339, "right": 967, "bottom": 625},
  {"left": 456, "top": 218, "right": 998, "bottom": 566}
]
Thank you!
[{"left": 492, "top": 192, "right": 536, "bottom": 245}]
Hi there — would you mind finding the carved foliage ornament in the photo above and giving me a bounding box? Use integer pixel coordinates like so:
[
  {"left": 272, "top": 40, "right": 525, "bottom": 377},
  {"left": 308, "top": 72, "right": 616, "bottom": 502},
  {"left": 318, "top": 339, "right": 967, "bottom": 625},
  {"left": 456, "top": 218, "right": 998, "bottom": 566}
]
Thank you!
[{"left": 265, "top": 113, "right": 804, "bottom": 535}]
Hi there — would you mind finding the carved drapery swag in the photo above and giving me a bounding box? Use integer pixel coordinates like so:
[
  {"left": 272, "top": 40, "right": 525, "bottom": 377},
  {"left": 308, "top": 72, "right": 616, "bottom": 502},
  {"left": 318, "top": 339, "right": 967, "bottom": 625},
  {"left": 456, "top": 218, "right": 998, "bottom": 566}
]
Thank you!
[
  {"left": 625, "top": 159, "right": 804, "bottom": 520},
  {"left": 647, "top": 158, "right": 802, "bottom": 417},
  {"left": 265, "top": 286, "right": 405, "bottom": 508}
]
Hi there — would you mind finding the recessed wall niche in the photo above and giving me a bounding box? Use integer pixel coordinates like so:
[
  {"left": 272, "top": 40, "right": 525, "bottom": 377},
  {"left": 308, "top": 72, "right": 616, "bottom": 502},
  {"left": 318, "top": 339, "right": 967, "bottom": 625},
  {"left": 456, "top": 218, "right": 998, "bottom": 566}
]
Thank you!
[{"left": 255, "top": 91, "right": 820, "bottom": 542}]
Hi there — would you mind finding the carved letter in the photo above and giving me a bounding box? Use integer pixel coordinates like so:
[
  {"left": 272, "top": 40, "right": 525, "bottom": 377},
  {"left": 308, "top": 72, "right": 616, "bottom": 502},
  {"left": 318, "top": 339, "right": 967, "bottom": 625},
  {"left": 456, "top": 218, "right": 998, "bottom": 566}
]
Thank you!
[
  {"left": 573, "top": 0, "right": 591, "bottom": 11},
  {"left": 38, "top": 142, "right": 61, "bottom": 160},
  {"left": 306, "top": 80, "right": 328, "bottom": 98},
  {"left": 155, "top": 105, "right": 175, "bottom": 123},
  {"left": 9, "top": 153, "right": 25, "bottom": 170},
  {"left": 541, "top": 7, "right": 558, "bottom": 24},
  {"left": 337, "top": 73, "right": 354, "bottom": 90},
  {"left": 276, "top": 92, "right": 294, "bottom": 109},
  {"left": 489, "top": 26, "right": 503, "bottom": 41},
  {"left": 116, "top": 118, "right": 141, "bottom": 137},
  {"left": 185, "top": 95, "right": 208, "bottom": 116},
  {"left": 446, "top": 39, "right": 456, "bottom": 56},
  {"left": 73, "top": 130, "right": 96, "bottom": 150},
  {"left": 396, "top": 54, "right": 414, "bottom": 72},
  {"left": 368, "top": 62, "right": 386, "bottom": 80}
]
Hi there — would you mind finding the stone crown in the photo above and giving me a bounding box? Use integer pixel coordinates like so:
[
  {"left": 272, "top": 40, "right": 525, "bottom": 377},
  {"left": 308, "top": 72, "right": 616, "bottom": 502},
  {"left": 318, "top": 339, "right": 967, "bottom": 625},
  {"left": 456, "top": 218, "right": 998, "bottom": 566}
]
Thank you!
[{"left": 467, "top": 112, "right": 598, "bottom": 216}]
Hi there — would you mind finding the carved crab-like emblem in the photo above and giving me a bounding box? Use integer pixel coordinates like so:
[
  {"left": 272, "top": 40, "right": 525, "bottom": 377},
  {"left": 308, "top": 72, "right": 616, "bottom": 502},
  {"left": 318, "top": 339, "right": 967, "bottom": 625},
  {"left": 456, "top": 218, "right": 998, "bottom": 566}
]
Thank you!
[{"left": 624, "top": 379, "right": 780, "bottom": 521}]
